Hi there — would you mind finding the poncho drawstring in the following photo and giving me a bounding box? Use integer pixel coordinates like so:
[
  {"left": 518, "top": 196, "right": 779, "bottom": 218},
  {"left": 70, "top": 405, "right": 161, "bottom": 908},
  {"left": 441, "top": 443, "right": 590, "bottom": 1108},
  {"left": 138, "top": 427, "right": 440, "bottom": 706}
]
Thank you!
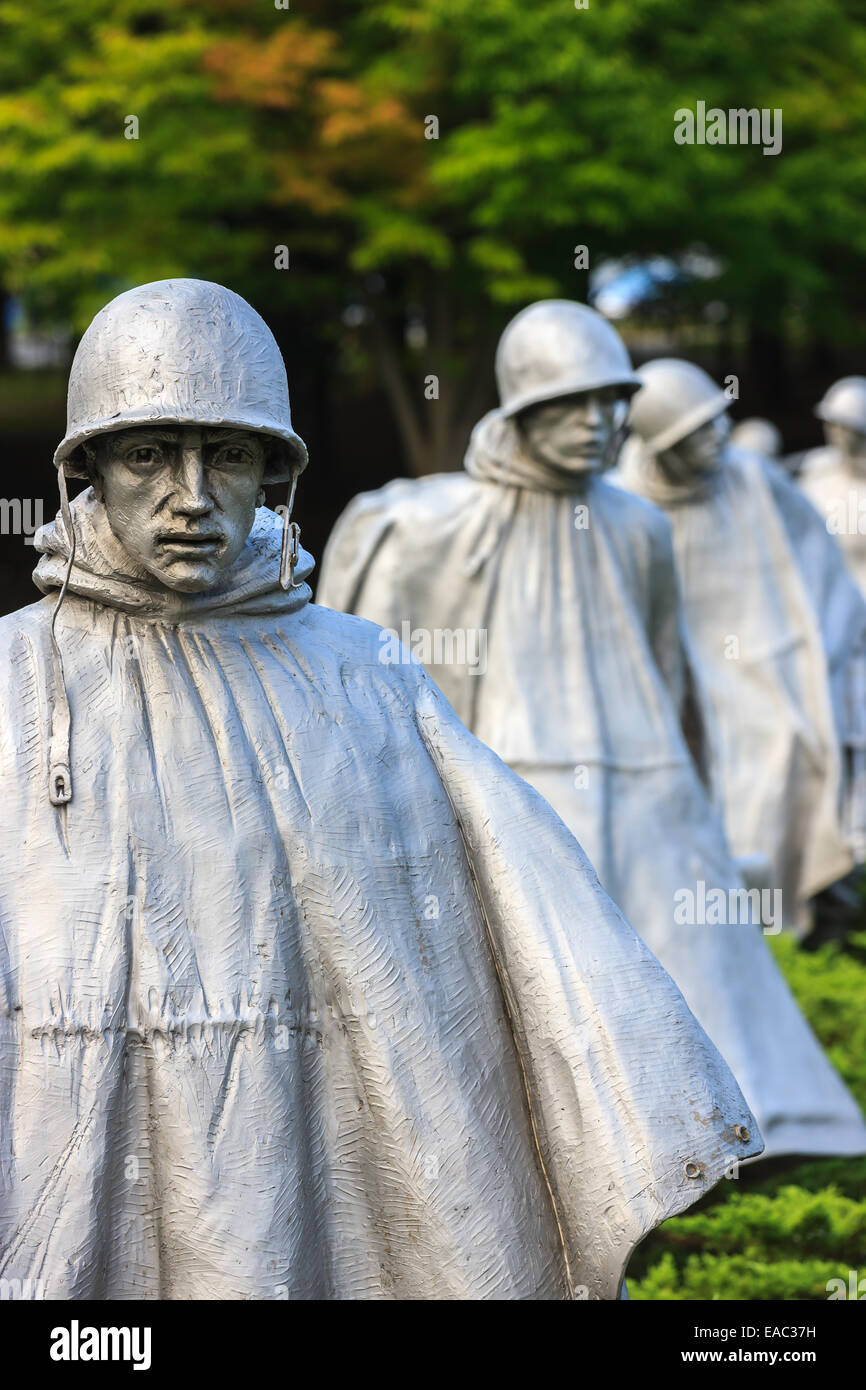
[{"left": 48, "top": 466, "right": 76, "bottom": 806}]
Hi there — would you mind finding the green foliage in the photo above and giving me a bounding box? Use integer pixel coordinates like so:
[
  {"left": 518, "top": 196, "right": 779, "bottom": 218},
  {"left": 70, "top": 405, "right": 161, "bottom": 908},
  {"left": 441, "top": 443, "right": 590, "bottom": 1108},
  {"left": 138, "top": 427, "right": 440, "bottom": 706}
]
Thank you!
[
  {"left": 633, "top": 1251, "right": 856, "bottom": 1301},
  {"left": 768, "top": 930, "right": 866, "bottom": 1109},
  {"left": 2, "top": 0, "right": 866, "bottom": 468},
  {"left": 628, "top": 933, "right": 866, "bottom": 1300},
  {"left": 3, "top": 1, "right": 866, "bottom": 332},
  {"left": 0, "top": 0, "right": 273, "bottom": 326}
]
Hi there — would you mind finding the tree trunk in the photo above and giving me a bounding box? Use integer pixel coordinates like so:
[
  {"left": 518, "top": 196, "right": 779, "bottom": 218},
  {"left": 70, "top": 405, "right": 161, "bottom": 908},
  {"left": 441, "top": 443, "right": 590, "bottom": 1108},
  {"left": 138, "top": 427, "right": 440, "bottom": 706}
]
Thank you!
[
  {"left": 366, "top": 292, "right": 499, "bottom": 477},
  {"left": 746, "top": 291, "right": 787, "bottom": 410}
]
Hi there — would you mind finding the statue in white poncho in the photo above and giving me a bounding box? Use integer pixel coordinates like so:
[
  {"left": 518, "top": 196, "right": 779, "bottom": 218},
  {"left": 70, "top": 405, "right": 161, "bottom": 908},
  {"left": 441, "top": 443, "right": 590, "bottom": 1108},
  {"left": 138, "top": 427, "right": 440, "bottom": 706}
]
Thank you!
[
  {"left": 800, "top": 376, "right": 866, "bottom": 597},
  {"left": 617, "top": 359, "right": 866, "bottom": 938},
  {"left": 318, "top": 299, "right": 866, "bottom": 1163},
  {"left": 0, "top": 279, "right": 767, "bottom": 1301}
]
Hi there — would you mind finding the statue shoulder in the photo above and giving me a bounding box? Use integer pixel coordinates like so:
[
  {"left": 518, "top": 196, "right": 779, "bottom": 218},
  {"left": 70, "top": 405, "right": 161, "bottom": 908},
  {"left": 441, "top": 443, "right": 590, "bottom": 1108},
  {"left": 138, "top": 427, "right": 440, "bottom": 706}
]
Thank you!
[
  {"left": 0, "top": 597, "right": 56, "bottom": 745},
  {"left": 303, "top": 599, "right": 426, "bottom": 683},
  {"left": 799, "top": 446, "right": 840, "bottom": 481},
  {"left": 343, "top": 472, "right": 474, "bottom": 529},
  {"left": 319, "top": 472, "right": 478, "bottom": 609},
  {"left": 0, "top": 594, "right": 54, "bottom": 662}
]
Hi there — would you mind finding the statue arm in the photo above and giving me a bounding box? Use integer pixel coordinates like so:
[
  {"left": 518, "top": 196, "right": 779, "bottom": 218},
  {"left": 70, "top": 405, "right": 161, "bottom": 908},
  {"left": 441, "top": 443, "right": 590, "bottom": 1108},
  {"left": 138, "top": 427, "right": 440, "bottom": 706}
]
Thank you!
[{"left": 315, "top": 490, "right": 400, "bottom": 617}]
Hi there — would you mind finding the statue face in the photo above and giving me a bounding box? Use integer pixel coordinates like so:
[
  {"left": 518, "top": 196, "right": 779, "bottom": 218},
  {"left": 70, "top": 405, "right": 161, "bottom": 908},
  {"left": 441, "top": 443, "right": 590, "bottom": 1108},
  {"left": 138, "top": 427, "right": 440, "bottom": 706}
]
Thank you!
[
  {"left": 518, "top": 389, "right": 626, "bottom": 473},
  {"left": 88, "top": 425, "right": 266, "bottom": 592},
  {"left": 824, "top": 422, "right": 866, "bottom": 461},
  {"left": 657, "top": 413, "right": 729, "bottom": 484}
]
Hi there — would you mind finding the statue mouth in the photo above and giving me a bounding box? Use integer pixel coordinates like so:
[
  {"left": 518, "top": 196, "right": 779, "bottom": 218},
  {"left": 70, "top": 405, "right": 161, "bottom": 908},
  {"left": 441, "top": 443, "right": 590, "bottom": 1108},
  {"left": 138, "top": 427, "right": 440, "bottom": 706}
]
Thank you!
[
  {"left": 564, "top": 433, "right": 606, "bottom": 458},
  {"left": 155, "top": 532, "right": 225, "bottom": 556}
]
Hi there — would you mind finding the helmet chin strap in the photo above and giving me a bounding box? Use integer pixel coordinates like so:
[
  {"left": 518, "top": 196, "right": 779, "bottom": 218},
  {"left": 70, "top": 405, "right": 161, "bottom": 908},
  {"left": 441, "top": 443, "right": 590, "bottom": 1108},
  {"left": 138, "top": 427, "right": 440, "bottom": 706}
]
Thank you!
[
  {"left": 279, "top": 465, "right": 302, "bottom": 591},
  {"left": 48, "top": 465, "right": 77, "bottom": 806},
  {"left": 602, "top": 398, "right": 631, "bottom": 471}
]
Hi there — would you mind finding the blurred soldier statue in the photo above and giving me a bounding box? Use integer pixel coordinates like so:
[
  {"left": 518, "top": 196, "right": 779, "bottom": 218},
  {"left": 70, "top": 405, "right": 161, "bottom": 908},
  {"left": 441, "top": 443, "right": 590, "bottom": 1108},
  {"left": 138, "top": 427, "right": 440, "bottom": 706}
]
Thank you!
[
  {"left": 800, "top": 376, "right": 866, "bottom": 596},
  {"left": 0, "top": 279, "right": 765, "bottom": 1301},
  {"left": 319, "top": 300, "right": 866, "bottom": 1162},
  {"left": 618, "top": 359, "right": 866, "bottom": 942},
  {"left": 729, "top": 416, "right": 783, "bottom": 459}
]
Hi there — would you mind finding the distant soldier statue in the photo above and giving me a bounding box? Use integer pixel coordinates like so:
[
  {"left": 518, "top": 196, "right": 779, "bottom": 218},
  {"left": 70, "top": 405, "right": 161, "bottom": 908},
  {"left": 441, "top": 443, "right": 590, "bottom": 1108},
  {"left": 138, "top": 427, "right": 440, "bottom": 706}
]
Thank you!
[
  {"left": 800, "top": 376, "right": 866, "bottom": 596},
  {"left": 619, "top": 358, "right": 866, "bottom": 940},
  {"left": 320, "top": 300, "right": 866, "bottom": 1163}
]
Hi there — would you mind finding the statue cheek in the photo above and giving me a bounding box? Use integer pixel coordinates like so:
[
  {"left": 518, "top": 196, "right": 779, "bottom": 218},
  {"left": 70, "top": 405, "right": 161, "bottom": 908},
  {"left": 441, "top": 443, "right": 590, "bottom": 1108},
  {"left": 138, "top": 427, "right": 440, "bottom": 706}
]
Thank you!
[{"left": 102, "top": 491, "right": 155, "bottom": 555}]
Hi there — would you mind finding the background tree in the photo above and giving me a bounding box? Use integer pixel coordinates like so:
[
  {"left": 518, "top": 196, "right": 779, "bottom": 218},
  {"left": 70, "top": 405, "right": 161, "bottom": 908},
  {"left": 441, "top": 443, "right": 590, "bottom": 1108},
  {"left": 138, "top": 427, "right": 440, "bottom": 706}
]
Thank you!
[{"left": 1, "top": 0, "right": 866, "bottom": 477}]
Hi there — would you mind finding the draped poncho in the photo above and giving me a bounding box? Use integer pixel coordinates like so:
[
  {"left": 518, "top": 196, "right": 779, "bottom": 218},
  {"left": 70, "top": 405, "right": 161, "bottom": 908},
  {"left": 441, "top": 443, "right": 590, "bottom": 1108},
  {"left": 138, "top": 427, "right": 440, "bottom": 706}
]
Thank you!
[{"left": 0, "top": 492, "right": 763, "bottom": 1300}]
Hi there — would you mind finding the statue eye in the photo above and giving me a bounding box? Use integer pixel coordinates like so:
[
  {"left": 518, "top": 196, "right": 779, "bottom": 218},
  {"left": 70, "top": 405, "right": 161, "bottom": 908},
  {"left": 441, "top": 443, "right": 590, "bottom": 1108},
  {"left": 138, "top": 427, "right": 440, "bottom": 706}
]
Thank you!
[
  {"left": 127, "top": 445, "right": 162, "bottom": 466},
  {"left": 213, "top": 445, "right": 252, "bottom": 467}
]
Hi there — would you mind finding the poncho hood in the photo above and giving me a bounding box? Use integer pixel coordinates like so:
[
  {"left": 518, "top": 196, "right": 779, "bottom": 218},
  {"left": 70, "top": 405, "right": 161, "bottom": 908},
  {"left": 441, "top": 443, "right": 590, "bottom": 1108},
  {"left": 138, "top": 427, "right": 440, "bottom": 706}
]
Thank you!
[
  {"left": 616, "top": 433, "right": 724, "bottom": 507},
  {"left": 465, "top": 408, "right": 606, "bottom": 492},
  {"left": 30, "top": 490, "right": 314, "bottom": 810},
  {"left": 33, "top": 488, "right": 314, "bottom": 622}
]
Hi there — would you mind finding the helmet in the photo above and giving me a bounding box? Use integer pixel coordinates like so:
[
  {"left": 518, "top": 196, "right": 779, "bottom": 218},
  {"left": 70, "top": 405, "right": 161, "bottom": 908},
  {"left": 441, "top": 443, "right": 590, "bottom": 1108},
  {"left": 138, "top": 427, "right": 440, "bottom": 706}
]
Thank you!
[
  {"left": 628, "top": 359, "right": 729, "bottom": 454},
  {"left": 814, "top": 376, "right": 866, "bottom": 435},
  {"left": 54, "top": 279, "right": 308, "bottom": 482},
  {"left": 495, "top": 300, "right": 640, "bottom": 418},
  {"left": 729, "top": 417, "right": 782, "bottom": 458}
]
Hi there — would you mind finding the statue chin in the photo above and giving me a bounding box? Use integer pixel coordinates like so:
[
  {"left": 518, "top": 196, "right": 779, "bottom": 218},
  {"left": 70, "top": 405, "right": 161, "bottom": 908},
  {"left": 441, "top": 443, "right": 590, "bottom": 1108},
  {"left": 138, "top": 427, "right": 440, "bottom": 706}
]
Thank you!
[
  {"left": 143, "top": 561, "right": 226, "bottom": 594},
  {"left": 154, "top": 571, "right": 218, "bottom": 594},
  {"left": 107, "top": 531, "right": 245, "bottom": 594},
  {"left": 660, "top": 454, "right": 720, "bottom": 485},
  {"left": 531, "top": 447, "right": 606, "bottom": 475}
]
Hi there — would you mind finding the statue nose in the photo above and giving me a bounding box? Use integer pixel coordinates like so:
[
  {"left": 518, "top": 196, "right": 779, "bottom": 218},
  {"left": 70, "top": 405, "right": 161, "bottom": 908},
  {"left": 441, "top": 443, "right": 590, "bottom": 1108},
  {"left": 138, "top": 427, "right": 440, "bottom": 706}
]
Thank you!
[{"left": 174, "top": 452, "right": 213, "bottom": 514}]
